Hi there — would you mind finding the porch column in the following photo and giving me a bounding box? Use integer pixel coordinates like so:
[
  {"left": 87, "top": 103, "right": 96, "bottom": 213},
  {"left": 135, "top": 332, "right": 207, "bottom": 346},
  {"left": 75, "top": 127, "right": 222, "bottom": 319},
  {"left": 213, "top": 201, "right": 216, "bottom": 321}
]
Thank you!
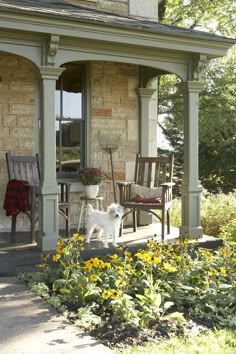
[
  {"left": 137, "top": 87, "right": 157, "bottom": 225},
  {"left": 137, "top": 87, "right": 157, "bottom": 156},
  {"left": 178, "top": 81, "right": 204, "bottom": 239},
  {"left": 38, "top": 66, "right": 64, "bottom": 251}
]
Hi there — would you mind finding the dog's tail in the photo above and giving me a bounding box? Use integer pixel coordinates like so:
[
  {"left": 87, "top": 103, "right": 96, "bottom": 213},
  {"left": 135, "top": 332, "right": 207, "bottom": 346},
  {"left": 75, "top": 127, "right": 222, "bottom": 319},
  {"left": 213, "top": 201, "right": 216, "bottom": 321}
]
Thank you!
[{"left": 86, "top": 203, "right": 94, "bottom": 215}]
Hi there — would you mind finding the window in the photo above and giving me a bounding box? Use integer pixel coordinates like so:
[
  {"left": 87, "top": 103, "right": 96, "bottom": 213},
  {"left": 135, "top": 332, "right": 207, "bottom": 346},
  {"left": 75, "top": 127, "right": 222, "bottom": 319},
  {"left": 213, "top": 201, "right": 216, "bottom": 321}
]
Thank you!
[{"left": 55, "top": 63, "right": 86, "bottom": 178}]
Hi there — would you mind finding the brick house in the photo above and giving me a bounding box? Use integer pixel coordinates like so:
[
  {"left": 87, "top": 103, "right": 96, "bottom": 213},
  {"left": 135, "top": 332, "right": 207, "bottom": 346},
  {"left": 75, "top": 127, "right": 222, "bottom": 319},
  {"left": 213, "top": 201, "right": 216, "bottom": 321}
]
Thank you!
[{"left": 0, "top": 0, "right": 235, "bottom": 251}]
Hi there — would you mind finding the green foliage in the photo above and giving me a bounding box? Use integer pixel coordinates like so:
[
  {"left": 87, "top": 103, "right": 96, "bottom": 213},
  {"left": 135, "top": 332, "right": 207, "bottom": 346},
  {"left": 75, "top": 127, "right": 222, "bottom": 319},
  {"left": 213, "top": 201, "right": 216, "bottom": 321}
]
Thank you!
[
  {"left": 171, "top": 190, "right": 236, "bottom": 241},
  {"left": 161, "top": 0, "right": 236, "bottom": 37},
  {"left": 56, "top": 146, "right": 80, "bottom": 161},
  {"left": 121, "top": 328, "right": 236, "bottom": 354},
  {"left": 19, "top": 234, "right": 236, "bottom": 339},
  {"left": 158, "top": 1, "right": 236, "bottom": 194}
]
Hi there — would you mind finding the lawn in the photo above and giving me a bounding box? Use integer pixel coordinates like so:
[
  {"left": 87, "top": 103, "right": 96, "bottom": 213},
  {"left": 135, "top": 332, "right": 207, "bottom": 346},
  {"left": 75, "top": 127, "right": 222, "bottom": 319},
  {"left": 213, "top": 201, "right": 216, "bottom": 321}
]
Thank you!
[{"left": 119, "top": 329, "right": 236, "bottom": 354}]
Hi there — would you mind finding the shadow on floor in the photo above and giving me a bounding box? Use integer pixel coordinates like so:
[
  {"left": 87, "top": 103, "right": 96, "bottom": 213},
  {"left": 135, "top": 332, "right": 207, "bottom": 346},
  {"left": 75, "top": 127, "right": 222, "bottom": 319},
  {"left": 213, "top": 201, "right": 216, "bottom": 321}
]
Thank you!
[{"left": 0, "top": 224, "right": 223, "bottom": 276}]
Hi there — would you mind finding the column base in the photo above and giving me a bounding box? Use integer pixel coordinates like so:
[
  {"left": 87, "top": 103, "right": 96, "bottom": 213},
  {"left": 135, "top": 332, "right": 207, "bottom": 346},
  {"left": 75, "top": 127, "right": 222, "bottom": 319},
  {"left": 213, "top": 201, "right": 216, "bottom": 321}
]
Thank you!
[
  {"left": 37, "top": 234, "right": 59, "bottom": 252},
  {"left": 179, "top": 225, "right": 203, "bottom": 239}
]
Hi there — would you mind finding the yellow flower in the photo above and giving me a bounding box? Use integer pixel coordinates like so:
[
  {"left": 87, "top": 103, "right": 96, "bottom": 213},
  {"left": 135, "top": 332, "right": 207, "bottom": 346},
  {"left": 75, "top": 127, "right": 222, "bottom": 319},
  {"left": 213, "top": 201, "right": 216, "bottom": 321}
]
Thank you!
[
  {"left": 208, "top": 268, "right": 218, "bottom": 276},
  {"left": 220, "top": 267, "right": 227, "bottom": 276},
  {"left": 115, "top": 279, "right": 127, "bottom": 288},
  {"left": 41, "top": 254, "right": 50, "bottom": 262},
  {"left": 52, "top": 253, "right": 61, "bottom": 262},
  {"left": 57, "top": 239, "right": 65, "bottom": 246},
  {"left": 38, "top": 263, "right": 46, "bottom": 268},
  {"left": 163, "top": 262, "right": 177, "bottom": 272},
  {"left": 150, "top": 256, "right": 162, "bottom": 264},
  {"left": 124, "top": 250, "right": 132, "bottom": 258},
  {"left": 116, "top": 266, "right": 124, "bottom": 276},
  {"left": 101, "top": 289, "right": 111, "bottom": 299},
  {"left": 231, "top": 258, "right": 236, "bottom": 265},
  {"left": 56, "top": 246, "right": 64, "bottom": 254},
  {"left": 110, "top": 289, "right": 122, "bottom": 300},
  {"left": 109, "top": 254, "right": 118, "bottom": 261},
  {"left": 72, "top": 233, "right": 80, "bottom": 239},
  {"left": 89, "top": 274, "right": 98, "bottom": 282}
]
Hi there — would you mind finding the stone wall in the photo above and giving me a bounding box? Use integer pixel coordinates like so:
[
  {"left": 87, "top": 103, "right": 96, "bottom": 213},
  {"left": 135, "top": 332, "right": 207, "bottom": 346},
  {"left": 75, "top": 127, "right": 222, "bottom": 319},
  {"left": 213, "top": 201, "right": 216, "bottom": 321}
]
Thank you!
[
  {"left": 0, "top": 53, "right": 139, "bottom": 232},
  {"left": 0, "top": 52, "right": 35, "bottom": 231},
  {"left": 67, "top": 0, "right": 129, "bottom": 15},
  {"left": 90, "top": 61, "right": 139, "bottom": 205}
]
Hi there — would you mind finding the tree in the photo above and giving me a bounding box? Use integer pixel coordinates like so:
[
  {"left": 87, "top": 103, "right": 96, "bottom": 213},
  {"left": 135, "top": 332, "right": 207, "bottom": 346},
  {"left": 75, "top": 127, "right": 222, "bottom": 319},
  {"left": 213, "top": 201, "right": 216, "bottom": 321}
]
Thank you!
[{"left": 158, "top": 0, "right": 236, "bottom": 193}]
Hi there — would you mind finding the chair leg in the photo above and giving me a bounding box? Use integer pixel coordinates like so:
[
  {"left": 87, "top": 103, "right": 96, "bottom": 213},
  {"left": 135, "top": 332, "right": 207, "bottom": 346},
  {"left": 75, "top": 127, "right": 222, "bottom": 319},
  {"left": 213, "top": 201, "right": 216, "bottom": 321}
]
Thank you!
[
  {"left": 31, "top": 210, "right": 36, "bottom": 244},
  {"left": 133, "top": 210, "right": 137, "bottom": 232},
  {"left": 161, "top": 209, "right": 165, "bottom": 241},
  {"left": 167, "top": 209, "right": 170, "bottom": 234},
  {"left": 66, "top": 207, "right": 70, "bottom": 238},
  {"left": 11, "top": 215, "right": 17, "bottom": 243}
]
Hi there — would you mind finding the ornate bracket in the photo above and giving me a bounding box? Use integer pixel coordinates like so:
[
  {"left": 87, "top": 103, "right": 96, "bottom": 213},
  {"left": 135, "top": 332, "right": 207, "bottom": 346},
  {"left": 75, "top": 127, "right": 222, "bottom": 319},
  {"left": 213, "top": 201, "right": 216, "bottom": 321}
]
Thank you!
[
  {"left": 47, "top": 34, "right": 60, "bottom": 66},
  {"left": 192, "top": 54, "right": 208, "bottom": 81}
]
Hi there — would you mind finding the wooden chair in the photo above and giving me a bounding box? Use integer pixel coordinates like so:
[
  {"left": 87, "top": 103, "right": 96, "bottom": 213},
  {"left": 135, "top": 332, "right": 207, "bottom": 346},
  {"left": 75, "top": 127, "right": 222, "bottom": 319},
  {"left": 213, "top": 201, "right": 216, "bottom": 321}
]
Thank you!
[
  {"left": 5, "top": 153, "right": 71, "bottom": 243},
  {"left": 117, "top": 154, "right": 174, "bottom": 241}
]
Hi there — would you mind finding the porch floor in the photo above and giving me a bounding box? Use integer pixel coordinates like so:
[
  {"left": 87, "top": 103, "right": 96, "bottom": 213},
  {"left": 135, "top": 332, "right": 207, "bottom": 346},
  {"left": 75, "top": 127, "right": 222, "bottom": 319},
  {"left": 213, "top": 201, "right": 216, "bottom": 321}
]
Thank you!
[{"left": 0, "top": 223, "right": 223, "bottom": 276}]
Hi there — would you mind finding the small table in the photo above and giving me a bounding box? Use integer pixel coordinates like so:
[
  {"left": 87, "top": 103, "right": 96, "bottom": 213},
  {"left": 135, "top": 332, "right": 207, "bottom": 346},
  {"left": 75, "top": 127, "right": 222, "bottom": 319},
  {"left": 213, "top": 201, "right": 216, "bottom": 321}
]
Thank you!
[{"left": 77, "top": 195, "right": 104, "bottom": 232}]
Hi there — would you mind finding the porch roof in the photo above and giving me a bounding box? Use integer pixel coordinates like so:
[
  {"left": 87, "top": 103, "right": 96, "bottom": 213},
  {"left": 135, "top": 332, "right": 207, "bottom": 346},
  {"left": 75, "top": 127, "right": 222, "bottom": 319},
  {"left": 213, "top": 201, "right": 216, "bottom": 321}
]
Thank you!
[{"left": 0, "top": 0, "right": 235, "bottom": 46}]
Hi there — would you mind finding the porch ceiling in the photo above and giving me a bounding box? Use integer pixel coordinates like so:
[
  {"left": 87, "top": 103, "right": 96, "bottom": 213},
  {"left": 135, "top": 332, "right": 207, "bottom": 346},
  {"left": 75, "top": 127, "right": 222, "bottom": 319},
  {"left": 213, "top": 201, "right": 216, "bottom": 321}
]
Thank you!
[{"left": 0, "top": 0, "right": 235, "bottom": 60}]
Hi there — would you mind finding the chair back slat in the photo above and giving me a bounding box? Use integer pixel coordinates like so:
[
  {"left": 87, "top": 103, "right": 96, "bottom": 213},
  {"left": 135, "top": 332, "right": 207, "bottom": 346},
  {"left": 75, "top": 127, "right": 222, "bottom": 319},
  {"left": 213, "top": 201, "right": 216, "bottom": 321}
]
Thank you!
[
  {"left": 6, "top": 153, "right": 40, "bottom": 186},
  {"left": 134, "top": 154, "right": 174, "bottom": 188}
]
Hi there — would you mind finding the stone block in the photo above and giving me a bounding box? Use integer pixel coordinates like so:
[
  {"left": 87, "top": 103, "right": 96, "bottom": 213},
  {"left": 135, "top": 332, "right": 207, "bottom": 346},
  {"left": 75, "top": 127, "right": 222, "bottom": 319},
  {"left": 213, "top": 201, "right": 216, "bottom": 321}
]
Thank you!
[
  {"left": 17, "top": 138, "right": 33, "bottom": 150},
  {"left": 91, "top": 107, "right": 112, "bottom": 117},
  {"left": 10, "top": 104, "right": 34, "bottom": 114},
  {"left": 3, "top": 138, "right": 18, "bottom": 150},
  {"left": 127, "top": 119, "right": 138, "bottom": 141},
  {"left": 0, "top": 55, "right": 18, "bottom": 67},
  {"left": 11, "top": 127, "right": 33, "bottom": 138},
  {"left": 9, "top": 81, "right": 34, "bottom": 92},
  {"left": 120, "top": 97, "right": 137, "bottom": 108},
  {"left": 98, "top": 0, "right": 128, "bottom": 14},
  {"left": 17, "top": 115, "right": 34, "bottom": 127},
  {"left": 0, "top": 103, "right": 10, "bottom": 114},
  {"left": 91, "top": 96, "right": 104, "bottom": 107},
  {"left": 0, "top": 127, "right": 10, "bottom": 138},
  {"left": 3, "top": 115, "right": 17, "bottom": 126}
]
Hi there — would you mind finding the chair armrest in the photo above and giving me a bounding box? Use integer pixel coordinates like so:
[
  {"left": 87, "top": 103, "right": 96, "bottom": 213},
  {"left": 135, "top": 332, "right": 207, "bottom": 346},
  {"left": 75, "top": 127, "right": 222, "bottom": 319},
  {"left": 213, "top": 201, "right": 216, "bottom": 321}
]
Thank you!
[
  {"left": 160, "top": 182, "right": 175, "bottom": 187},
  {"left": 117, "top": 181, "right": 134, "bottom": 186},
  {"left": 117, "top": 181, "right": 134, "bottom": 203},
  {"left": 160, "top": 182, "right": 174, "bottom": 204}
]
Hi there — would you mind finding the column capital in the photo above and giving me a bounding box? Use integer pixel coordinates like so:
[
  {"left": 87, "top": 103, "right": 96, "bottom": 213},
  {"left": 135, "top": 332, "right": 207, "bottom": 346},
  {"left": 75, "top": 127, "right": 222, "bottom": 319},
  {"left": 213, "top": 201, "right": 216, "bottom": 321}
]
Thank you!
[
  {"left": 136, "top": 87, "right": 156, "bottom": 98},
  {"left": 177, "top": 81, "right": 204, "bottom": 94},
  {"left": 39, "top": 66, "right": 65, "bottom": 80}
]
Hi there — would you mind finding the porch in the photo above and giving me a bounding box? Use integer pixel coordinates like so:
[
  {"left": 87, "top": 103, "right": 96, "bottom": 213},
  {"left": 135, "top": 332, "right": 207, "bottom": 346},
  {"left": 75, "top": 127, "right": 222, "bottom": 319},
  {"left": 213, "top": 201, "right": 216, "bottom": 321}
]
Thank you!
[{"left": 0, "top": 223, "right": 223, "bottom": 276}]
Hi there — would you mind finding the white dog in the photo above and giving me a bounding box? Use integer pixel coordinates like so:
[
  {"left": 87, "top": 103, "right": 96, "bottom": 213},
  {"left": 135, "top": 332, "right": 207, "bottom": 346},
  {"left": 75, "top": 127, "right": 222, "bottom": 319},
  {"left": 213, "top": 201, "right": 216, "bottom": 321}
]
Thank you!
[{"left": 86, "top": 203, "right": 123, "bottom": 248}]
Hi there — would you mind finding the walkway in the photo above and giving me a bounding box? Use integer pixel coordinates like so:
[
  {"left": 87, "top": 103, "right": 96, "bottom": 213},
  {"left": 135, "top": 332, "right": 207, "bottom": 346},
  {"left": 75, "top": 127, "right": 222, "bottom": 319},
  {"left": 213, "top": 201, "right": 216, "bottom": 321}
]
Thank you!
[{"left": 0, "top": 276, "right": 113, "bottom": 354}]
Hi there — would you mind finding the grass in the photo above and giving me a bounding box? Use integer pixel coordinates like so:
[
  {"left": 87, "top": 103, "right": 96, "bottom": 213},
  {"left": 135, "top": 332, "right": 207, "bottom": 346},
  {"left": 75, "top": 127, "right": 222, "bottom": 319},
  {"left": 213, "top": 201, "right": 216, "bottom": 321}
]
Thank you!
[{"left": 118, "top": 329, "right": 236, "bottom": 354}]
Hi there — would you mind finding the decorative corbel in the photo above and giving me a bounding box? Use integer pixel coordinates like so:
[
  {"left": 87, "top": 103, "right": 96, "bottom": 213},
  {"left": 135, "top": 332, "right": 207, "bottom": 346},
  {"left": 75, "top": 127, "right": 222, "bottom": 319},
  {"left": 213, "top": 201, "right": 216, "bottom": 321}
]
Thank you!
[
  {"left": 47, "top": 34, "right": 60, "bottom": 66},
  {"left": 192, "top": 54, "right": 208, "bottom": 81}
]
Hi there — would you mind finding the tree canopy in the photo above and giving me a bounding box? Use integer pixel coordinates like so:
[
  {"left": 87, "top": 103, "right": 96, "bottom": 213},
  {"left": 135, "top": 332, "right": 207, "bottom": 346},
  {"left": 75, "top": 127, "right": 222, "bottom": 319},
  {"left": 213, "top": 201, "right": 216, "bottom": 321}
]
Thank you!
[{"left": 158, "top": 0, "right": 236, "bottom": 193}]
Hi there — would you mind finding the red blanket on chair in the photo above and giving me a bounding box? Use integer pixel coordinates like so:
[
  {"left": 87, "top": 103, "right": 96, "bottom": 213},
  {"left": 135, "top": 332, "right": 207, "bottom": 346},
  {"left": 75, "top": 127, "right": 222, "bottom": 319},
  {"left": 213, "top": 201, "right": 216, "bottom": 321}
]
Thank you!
[{"left": 3, "top": 179, "right": 30, "bottom": 216}]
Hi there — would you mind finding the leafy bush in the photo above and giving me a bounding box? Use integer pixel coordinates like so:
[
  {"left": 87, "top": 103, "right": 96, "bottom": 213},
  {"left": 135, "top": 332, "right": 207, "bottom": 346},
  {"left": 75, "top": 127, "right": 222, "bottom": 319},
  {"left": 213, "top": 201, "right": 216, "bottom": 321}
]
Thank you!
[
  {"left": 19, "top": 235, "right": 236, "bottom": 337},
  {"left": 171, "top": 190, "right": 236, "bottom": 241}
]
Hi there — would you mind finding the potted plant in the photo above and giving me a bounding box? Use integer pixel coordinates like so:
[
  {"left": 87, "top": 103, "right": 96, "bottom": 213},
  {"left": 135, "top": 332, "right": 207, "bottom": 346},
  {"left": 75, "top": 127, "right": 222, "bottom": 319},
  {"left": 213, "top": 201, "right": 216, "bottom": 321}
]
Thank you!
[{"left": 78, "top": 167, "right": 106, "bottom": 198}]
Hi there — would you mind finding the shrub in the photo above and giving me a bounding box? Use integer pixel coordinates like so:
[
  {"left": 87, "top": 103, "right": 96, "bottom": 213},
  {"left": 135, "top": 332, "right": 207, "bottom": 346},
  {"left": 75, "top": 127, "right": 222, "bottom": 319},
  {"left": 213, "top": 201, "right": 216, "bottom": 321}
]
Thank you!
[{"left": 171, "top": 190, "right": 236, "bottom": 241}]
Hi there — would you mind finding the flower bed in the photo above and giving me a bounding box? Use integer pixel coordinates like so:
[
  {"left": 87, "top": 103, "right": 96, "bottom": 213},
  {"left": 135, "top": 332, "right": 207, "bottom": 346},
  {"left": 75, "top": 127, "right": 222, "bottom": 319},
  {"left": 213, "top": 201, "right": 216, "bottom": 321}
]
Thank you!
[{"left": 19, "top": 236, "right": 236, "bottom": 349}]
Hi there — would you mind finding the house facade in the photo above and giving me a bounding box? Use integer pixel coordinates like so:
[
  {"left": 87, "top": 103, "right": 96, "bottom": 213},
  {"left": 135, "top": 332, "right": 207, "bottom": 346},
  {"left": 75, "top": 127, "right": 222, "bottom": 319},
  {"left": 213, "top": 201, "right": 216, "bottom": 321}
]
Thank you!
[{"left": 0, "top": 0, "right": 235, "bottom": 250}]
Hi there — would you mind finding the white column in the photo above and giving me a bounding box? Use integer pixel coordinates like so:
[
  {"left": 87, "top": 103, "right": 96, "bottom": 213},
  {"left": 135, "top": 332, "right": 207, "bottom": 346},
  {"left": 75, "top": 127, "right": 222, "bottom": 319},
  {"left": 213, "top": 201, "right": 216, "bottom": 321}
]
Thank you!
[
  {"left": 137, "top": 87, "right": 157, "bottom": 156},
  {"left": 178, "top": 81, "right": 204, "bottom": 238},
  {"left": 38, "top": 66, "right": 64, "bottom": 251}
]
